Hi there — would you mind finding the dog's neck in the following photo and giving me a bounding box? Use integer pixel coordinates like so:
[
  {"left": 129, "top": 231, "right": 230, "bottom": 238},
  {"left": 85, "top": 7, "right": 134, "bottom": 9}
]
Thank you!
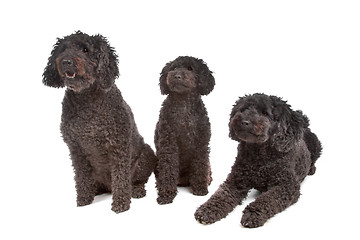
[
  {"left": 168, "top": 92, "right": 201, "bottom": 104},
  {"left": 64, "top": 83, "right": 112, "bottom": 106},
  {"left": 239, "top": 140, "right": 286, "bottom": 158}
]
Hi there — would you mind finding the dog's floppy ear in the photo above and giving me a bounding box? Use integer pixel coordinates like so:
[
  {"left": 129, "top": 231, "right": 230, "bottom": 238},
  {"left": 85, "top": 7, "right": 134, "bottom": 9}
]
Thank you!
[
  {"left": 228, "top": 96, "right": 245, "bottom": 141},
  {"left": 42, "top": 37, "right": 65, "bottom": 88},
  {"left": 159, "top": 61, "right": 172, "bottom": 95},
  {"left": 270, "top": 96, "right": 308, "bottom": 152},
  {"left": 196, "top": 59, "right": 215, "bottom": 95},
  {"left": 93, "top": 34, "right": 119, "bottom": 91}
]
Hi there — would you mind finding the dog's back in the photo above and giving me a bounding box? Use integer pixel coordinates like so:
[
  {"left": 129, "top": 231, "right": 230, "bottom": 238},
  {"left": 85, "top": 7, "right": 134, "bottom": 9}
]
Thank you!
[
  {"left": 303, "top": 129, "right": 322, "bottom": 175},
  {"left": 296, "top": 110, "right": 322, "bottom": 175}
]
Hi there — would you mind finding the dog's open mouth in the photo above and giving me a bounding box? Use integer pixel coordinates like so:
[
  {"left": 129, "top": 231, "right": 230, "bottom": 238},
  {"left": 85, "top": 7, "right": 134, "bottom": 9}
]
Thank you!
[
  {"left": 65, "top": 71, "right": 76, "bottom": 79},
  {"left": 234, "top": 130, "right": 268, "bottom": 143}
]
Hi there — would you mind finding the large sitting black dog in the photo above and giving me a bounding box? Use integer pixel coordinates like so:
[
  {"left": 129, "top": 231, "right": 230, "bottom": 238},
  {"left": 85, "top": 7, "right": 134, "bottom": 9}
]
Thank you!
[
  {"left": 195, "top": 93, "right": 322, "bottom": 227},
  {"left": 43, "top": 31, "right": 157, "bottom": 213},
  {"left": 154, "top": 56, "right": 215, "bottom": 204}
]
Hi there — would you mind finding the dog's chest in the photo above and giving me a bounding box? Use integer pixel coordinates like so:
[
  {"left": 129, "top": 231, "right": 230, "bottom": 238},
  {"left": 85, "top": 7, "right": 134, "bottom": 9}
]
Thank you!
[
  {"left": 62, "top": 109, "right": 117, "bottom": 179},
  {"left": 61, "top": 106, "right": 116, "bottom": 148},
  {"left": 171, "top": 105, "right": 198, "bottom": 139},
  {"left": 177, "top": 105, "right": 196, "bottom": 126},
  {"left": 241, "top": 154, "right": 293, "bottom": 190}
]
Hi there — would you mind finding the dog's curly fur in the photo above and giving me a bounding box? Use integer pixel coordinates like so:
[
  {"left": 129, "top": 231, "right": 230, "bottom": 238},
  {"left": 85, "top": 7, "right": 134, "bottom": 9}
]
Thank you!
[
  {"left": 154, "top": 56, "right": 215, "bottom": 204},
  {"left": 195, "top": 93, "right": 322, "bottom": 227},
  {"left": 43, "top": 31, "right": 157, "bottom": 213}
]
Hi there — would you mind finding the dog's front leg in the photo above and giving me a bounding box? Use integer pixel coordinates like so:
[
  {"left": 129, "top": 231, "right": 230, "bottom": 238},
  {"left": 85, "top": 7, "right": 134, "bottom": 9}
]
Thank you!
[
  {"left": 110, "top": 153, "right": 132, "bottom": 213},
  {"left": 155, "top": 151, "right": 179, "bottom": 204},
  {"left": 190, "top": 116, "right": 212, "bottom": 196},
  {"left": 190, "top": 148, "right": 211, "bottom": 196},
  {"left": 70, "top": 147, "right": 96, "bottom": 207},
  {"left": 155, "top": 124, "right": 180, "bottom": 205},
  {"left": 195, "top": 180, "right": 249, "bottom": 224},
  {"left": 241, "top": 182, "right": 300, "bottom": 228}
]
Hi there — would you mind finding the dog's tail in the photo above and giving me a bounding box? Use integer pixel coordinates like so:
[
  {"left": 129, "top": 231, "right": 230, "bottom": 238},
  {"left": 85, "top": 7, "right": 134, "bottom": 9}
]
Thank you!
[{"left": 303, "top": 128, "right": 322, "bottom": 175}]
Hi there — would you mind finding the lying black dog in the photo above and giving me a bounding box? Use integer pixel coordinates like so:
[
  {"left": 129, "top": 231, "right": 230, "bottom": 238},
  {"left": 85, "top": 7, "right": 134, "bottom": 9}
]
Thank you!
[
  {"left": 195, "top": 93, "right": 322, "bottom": 227},
  {"left": 43, "top": 31, "right": 157, "bottom": 213}
]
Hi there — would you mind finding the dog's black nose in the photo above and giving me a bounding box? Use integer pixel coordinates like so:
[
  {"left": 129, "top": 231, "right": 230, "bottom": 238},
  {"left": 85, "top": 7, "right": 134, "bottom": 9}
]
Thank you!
[
  {"left": 62, "top": 59, "right": 73, "bottom": 66},
  {"left": 231, "top": 115, "right": 250, "bottom": 127},
  {"left": 174, "top": 74, "right": 182, "bottom": 80}
]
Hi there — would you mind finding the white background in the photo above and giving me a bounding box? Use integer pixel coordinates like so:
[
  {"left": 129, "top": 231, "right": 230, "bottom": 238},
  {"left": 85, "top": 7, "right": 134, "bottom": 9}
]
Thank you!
[{"left": 1, "top": 0, "right": 359, "bottom": 239}]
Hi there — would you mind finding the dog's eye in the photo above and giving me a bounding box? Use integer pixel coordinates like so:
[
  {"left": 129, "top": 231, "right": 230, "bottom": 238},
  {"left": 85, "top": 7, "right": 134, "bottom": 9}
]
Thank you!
[
  {"left": 82, "top": 47, "right": 89, "bottom": 53},
  {"left": 187, "top": 66, "right": 193, "bottom": 71},
  {"left": 262, "top": 111, "right": 269, "bottom": 116}
]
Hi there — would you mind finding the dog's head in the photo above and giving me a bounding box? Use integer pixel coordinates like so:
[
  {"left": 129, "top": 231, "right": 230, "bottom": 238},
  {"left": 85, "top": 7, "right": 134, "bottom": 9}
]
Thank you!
[
  {"left": 159, "top": 56, "right": 215, "bottom": 95},
  {"left": 43, "top": 31, "right": 119, "bottom": 92},
  {"left": 229, "top": 93, "right": 309, "bottom": 152}
]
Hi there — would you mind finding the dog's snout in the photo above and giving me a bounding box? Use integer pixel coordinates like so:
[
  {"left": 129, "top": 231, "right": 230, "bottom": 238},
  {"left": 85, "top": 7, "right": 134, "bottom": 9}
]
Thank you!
[
  {"left": 231, "top": 114, "right": 241, "bottom": 125},
  {"left": 174, "top": 74, "right": 182, "bottom": 80},
  {"left": 62, "top": 59, "right": 74, "bottom": 66},
  {"left": 231, "top": 114, "right": 252, "bottom": 128}
]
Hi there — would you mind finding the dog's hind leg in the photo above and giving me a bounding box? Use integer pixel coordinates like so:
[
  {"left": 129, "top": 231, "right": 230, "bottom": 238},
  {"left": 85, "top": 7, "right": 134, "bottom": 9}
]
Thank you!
[{"left": 131, "top": 144, "right": 158, "bottom": 198}]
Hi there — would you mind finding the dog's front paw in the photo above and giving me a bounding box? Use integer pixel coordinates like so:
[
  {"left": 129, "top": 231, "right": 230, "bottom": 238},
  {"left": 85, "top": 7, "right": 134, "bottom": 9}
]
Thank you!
[
  {"left": 157, "top": 191, "right": 177, "bottom": 205},
  {"left": 111, "top": 202, "right": 130, "bottom": 214},
  {"left": 194, "top": 205, "right": 217, "bottom": 225},
  {"left": 241, "top": 208, "right": 267, "bottom": 228},
  {"left": 132, "top": 185, "right": 146, "bottom": 198},
  {"left": 77, "top": 196, "right": 94, "bottom": 207},
  {"left": 111, "top": 196, "right": 131, "bottom": 214},
  {"left": 192, "top": 187, "right": 209, "bottom": 196}
]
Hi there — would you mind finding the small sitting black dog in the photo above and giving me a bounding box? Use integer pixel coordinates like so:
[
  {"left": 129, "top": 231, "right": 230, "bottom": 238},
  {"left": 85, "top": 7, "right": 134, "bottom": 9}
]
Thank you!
[
  {"left": 43, "top": 31, "right": 157, "bottom": 213},
  {"left": 195, "top": 93, "right": 322, "bottom": 227},
  {"left": 154, "top": 56, "right": 215, "bottom": 204}
]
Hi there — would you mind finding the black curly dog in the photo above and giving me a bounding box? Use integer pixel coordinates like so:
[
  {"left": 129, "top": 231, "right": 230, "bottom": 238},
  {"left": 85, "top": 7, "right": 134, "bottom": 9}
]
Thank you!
[
  {"left": 195, "top": 93, "right": 322, "bottom": 227},
  {"left": 43, "top": 31, "right": 157, "bottom": 213},
  {"left": 154, "top": 56, "right": 215, "bottom": 204}
]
